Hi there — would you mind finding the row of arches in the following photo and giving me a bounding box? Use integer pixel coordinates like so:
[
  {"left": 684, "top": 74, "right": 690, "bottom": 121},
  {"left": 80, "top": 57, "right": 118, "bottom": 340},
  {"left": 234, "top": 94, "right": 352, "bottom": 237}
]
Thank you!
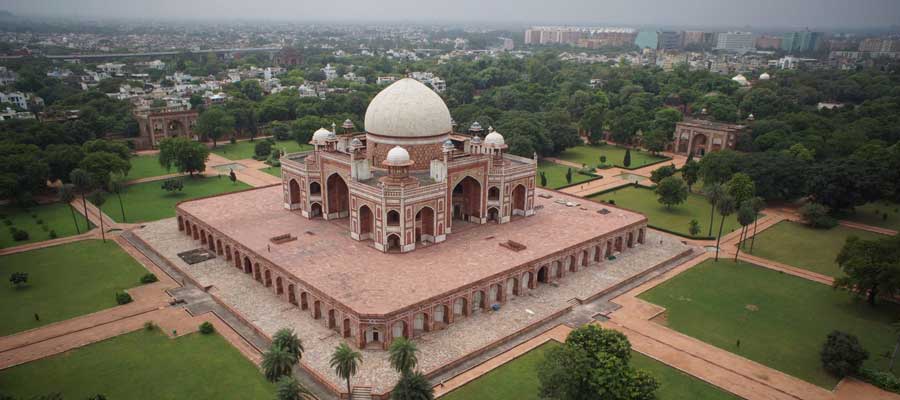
[{"left": 286, "top": 173, "right": 349, "bottom": 219}]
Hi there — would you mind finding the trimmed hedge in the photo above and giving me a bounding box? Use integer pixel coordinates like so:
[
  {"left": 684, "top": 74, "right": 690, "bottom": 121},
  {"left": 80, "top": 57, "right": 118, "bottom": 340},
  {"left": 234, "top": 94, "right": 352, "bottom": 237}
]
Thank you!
[{"left": 859, "top": 368, "right": 900, "bottom": 394}]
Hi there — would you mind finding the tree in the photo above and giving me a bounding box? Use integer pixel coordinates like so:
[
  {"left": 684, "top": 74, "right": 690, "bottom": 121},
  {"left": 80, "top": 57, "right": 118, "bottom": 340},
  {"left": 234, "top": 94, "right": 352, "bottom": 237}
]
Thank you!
[
  {"left": 79, "top": 152, "right": 130, "bottom": 189},
  {"left": 108, "top": 173, "right": 127, "bottom": 223},
  {"left": 734, "top": 203, "right": 756, "bottom": 262},
  {"left": 195, "top": 106, "right": 235, "bottom": 148},
  {"left": 9, "top": 272, "right": 28, "bottom": 288},
  {"left": 161, "top": 178, "right": 184, "bottom": 193},
  {"left": 748, "top": 197, "right": 766, "bottom": 252},
  {"left": 726, "top": 173, "right": 755, "bottom": 206},
  {"left": 391, "top": 371, "right": 434, "bottom": 400},
  {"left": 623, "top": 148, "right": 632, "bottom": 168},
  {"left": 821, "top": 331, "right": 869, "bottom": 377},
  {"left": 799, "top": 202, "right": 836, "bottom": 229},
  {"left": 330, "top": 343, "right": 362, "bottom": 398},
  {"left": 834, "top": 235, "right": 900, "bottom": 306},
  {"left": 537, "top": 325, "right": 658, "bottom": 400},
  {"left": 580, "top": 92, "right": 609, "bottom": 143},
  {"left": 698, "top": 149, "right": 739, "bottom": 184},
  {"left": 655, "top": 176, "right": 688, "bottom": 209},
  {"left": 539, "top": 171, "right": 547, "bottom": 187},
  {"left": 689, "top": 219, "right": 701, "bottom": 237},
  {"left": 565, "top": 168, "right": 572, "bottom": 184},
  {"left": 714, "top": 195, "right": 736, "bottom": 261},
  {"left": 599, "top": 155, "right": 607, "bottom": 166},
  {"left": 57, "top": 184, "right": 80, "bottom": 234},
  {"left": 158, "top": 137, "right": 210, "bottom": 176},
  {"left": 703, "top": 183, "right": 726, "bottom": 237},
  {"left": 69, "top": 168, "right": 93, "bottom": 232},
  {"left": 272, "top": 328, "right": 304, "bottom": 362},
  {"left": 682, "top": 160, "right": 700, "bottom": 192},
  {"left": 88, "top": 190, "right": 108, "bottom": 242},
  {"left": 262, "top": 345, "right": 297, "bottom": 382},
  {"left": 275, "top": 376, "right": 317, "bottom": 400},
  {"left": 650, "top": 164, "right": 677, "bottom": 184},
  {"left": 642, "top": 130, "right": 669, "bottom": 155},
  {"left": 388, "top": 337, "right": 418, "bottom": 375},
  {"left": 652, "top": 108, "right": 682, "bottom": 138}
]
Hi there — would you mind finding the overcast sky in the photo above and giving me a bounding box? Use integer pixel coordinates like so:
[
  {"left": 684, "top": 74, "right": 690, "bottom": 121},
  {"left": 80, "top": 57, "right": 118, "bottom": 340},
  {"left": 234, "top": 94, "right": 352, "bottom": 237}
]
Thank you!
[{"left": 2, "top": 0, "right": 899, "bottom": 29}]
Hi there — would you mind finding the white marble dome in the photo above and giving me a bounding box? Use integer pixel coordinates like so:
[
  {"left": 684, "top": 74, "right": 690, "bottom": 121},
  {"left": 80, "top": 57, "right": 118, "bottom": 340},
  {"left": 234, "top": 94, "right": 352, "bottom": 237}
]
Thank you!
[
  {"left": 364, "top": 78, "right": 452, "bottom": 143},
  {"left": 385, "top": 146, "right": 411, "bottom": 165},
  {"left": 312, "top": 127, "right": 332, "bottom": 143},
  {"left": 759, "top": 72, "right": 771, "bottom": 80},
  {"left": 484, "top": 129, "right": 505, "bottom": 146}
]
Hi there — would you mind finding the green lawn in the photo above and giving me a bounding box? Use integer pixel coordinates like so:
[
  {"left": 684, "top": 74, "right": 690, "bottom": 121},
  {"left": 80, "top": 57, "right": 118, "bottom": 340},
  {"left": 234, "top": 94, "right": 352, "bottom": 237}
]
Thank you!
[
  {"left": 211, "top": 139, "right": 311, "bottom": 160},
  {"left": 442, "top": 341, "right": 737, "bottom": 400},
  {"left": 746, "top": 221, "right": 886, "bottom": 277},
  {"left": 537, "top": 161, "right": 595, "bottom": 189},
  {"left": 0, "top": 240, "right": 148, "bottom": 336},
  {"left": 843, "top": 200, "right": 900, "bottom": 231},
  {"left": 260, "top": 166, "right": 282, "bottom": 178},
  {"left": 558, "top": 144, "right": 667, "bottom": 170},
  {"left": 0, "top": 329, "right": 275, "bottom": 399},
  {"left": 0, "top": 203, "right": 92, "bottom": 249},
  {"left": 639, "top": 259, "right": 900, "bottom": 388},
  {"left": 127, "top": 154, "right": 173, "bottom": 181},
  {"left": 589, "top": 185, "right": 741, "bottom": 238},
  {"left": 101, "top": 176, "right": 251, "bottom": 223}
]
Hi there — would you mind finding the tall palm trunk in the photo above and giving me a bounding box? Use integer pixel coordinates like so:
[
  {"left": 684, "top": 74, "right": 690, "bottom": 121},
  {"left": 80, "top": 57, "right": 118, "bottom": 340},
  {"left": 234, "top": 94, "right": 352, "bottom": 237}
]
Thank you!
[
  {"left": 715, "top": 212, "right": 726, "bottom": 261},
  {"left": 68, "top": 204, "right": 80, "bottom": 234},
  {"left": 80, "top": 193, "right": 89, "bottom": 231},
  {"left": 98, "top": 211, "right": 105, "bottom": 242},
  {"left": 116, "top": 193, "right": 126, "bottom": 223},
  {"left": 347, "top": 378, "right": 352, "bottom": 400},
  {"left": 708, "top": 200, "right": 717, "bottom": 237},
  {"left": 750, "top": 217, "right": 759, "bottom": 253},
  {"left": 734, "top": 225, "right": 746, "bottom": 262}
]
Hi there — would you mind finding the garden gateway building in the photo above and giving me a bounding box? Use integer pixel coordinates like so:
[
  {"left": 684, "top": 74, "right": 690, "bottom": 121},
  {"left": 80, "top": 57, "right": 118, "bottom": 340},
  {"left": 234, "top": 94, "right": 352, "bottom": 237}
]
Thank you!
[{"left": 176, "top": 78, "right": 649, "bottom": 349}]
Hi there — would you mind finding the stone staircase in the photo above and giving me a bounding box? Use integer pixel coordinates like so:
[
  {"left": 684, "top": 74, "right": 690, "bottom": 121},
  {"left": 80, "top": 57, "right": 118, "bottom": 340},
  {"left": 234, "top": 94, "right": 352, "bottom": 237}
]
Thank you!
[{"left": 351, "top": 386, "right": 372, "bottom": 400}]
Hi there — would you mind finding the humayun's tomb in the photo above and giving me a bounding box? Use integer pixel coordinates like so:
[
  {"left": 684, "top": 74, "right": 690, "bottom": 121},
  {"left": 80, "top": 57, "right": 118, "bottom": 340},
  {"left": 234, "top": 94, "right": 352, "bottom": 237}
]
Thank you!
[{"left": 170, "top": 79, "right": 652, "bottom": 351}]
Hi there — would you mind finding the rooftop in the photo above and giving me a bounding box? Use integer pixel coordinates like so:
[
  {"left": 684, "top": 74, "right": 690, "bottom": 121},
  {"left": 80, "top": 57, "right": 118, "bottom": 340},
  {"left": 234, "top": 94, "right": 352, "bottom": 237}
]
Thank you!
[{"left": 177, "top": 186, "right": 646, "bottom": 316}]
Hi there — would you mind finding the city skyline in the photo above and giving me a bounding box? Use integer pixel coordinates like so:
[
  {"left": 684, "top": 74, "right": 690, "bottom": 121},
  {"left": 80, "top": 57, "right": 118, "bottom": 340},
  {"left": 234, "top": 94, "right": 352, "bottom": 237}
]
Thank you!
[{"left": 1, "top": 0, "right": 899, "bottom": 30}]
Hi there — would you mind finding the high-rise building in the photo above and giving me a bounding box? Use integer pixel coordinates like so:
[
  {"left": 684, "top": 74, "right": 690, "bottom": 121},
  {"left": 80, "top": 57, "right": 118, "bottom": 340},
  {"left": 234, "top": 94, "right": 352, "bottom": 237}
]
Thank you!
[
  {"left": 859, "top": 38, "right": 900, "bottom": 52},
  {"left": 755, "top": 36, "right": 782, "bottom": 50},
  {"left": 682, "top": 31, "right": 705, "bottom": 47},
  {"left": 781, "top": 31, "right": 822, "bottom": 53},
  {"left": 715, "top": 32, "right": 754, "bottom": 52},
  {"left": 657, "top": 31, "right": 684, "bottom": 50}
]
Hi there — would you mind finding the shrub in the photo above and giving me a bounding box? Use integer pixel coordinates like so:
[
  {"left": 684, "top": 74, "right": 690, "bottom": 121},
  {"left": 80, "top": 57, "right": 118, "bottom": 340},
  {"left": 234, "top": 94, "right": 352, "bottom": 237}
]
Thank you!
[
  {"left": 800, "top": 202, "right": 837, "bottom": 229},
  {"left": 144, "top": 321, "right": 157, "bottom": 331},
  {"left": 9, "top": 272, "right": 28, "bottom": 288},
  {"left": 49, "top": 230, "right": 57, "bottom": 239},
  {"left": 140, "top": 273, "right": 159, "bottom": 284},
  {"left": 161, "top": 178, "right": 184, "bottom": 193},
  {"left": 859, "top": 367, "right": 900, "bottom": 393},
  {"left": 821, "top": 330, "right": 869, "bottom": 377},
  {"left": 115, "top": 292, "right": 133, "bottom": 305},
  {"left": 255, "top": 140, "right": 273, "bottom": 158},
  {"left": 230, "top": 136, "right": 237, "bottom": 144},
  {"left": 35, "top": 218, "right": 44, "bottom": 225},
  {"left": 12, "top": 228, "right": 29, "bottom": 241},
  {"left": 199, "top": 321, "right": 215, "bottom": 334}
]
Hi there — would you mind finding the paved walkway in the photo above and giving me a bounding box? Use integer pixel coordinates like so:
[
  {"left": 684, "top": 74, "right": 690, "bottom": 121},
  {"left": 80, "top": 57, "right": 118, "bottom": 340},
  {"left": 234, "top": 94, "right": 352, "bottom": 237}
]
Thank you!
[
  {"left": 0, "top": 229, "right": 100, "bottom": 256},
  {"left": 838, "top": 220, "right": 898, "bottom": 236}
]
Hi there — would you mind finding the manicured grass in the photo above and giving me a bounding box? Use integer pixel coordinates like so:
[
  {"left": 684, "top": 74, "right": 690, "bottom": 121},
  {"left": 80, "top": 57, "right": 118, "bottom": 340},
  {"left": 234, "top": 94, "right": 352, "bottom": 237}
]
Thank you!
[
  {"left": 442, "top": 340, "right": 737, "bottom": 400},
  {"left": 589, "top": 185, "right": 741, "bottom": 238},
  {"left": 746, "top": 221, "right": 886, "bottom": 277},
  {"left": 843, "top": 200, "right": 900, "bottom": 231},
  {"left": 127, "top": 154, "right": 173, "bottom": 181},
  {"left": 631, "top": 351, "right": 741, "bottom": 400},
  {"left": 0, "top": 203, "right": 92, "bottom": 249},
  {"left": 537, "top": 161, "right": 595, "bottom": 189},
  {"left": 260, "top": 166, "right": 282, "bottom": 178},
  {"left": 101, "top": 176, "right": 251, "bottom": 223},
  {"left": 558, "top": 144, "right": 667, "bottom": 170},
  {"left": 0, "top": 329, "right": 275, "bottom": 399},
  {"left": 0, "top": 240, "right": 148, "bottom": 336},
  {"left": 211, "top": 139, "right": 311, "bottom": 160},
  {"left": 639, "top": 259, "right": 900, "bottom": 388}
]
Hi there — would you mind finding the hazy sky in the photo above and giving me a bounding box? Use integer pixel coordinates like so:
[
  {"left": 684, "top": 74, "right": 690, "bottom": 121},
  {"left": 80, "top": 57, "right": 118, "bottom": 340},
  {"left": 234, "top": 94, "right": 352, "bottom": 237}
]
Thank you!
[{"left": 2, "top": 0, "right": 899, "bottom": 29}]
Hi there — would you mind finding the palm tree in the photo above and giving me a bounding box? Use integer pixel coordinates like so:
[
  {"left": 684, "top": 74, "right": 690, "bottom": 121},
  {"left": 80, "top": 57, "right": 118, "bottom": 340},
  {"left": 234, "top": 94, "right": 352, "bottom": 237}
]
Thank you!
[
  {"left": 391, "top": 370, "right": 434, "bottom": 400},
  {"left": 703, "top": 183, "right": 726, "bottom": 237},
  {"left": 714, "top": 195, "right": 736, "bottom": 261},
  {"left": 57, "top": 184, "right": 80, "bottom": 234},
  {"left": 69, "top": 168, "right": 92, "bottom": 232},
  {"left": 388, "top": 337, "right": 418, "bottom": 375},
  {"left": 263, "top": 345, "right": 297, "bottom": 382},
  {"left": 273, "top": 328, "right": 304, "bottom": 361},
  {"left": 108, "top": 173, "right": 128, "bottom": 223},
  {"left": 749, "top": 197, "right": 766, "bottom": 253},
  {"left": 330, "top": 343, "right": 362, "bottom": 399},
  {"left": 275, "top": 376, "right": 318, "bottom": 400},
  {"left": 88, "top": 190, "right": 108, "bottom": 242},
  {"left": 734, "top": 202, "right": 756, "bottom": 262}
]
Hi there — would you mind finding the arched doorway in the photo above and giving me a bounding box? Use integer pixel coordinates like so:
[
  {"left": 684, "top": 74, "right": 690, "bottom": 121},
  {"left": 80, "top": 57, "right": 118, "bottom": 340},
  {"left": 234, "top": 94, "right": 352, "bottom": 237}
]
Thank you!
[
  {"left": 328, "top": 309, "right": 336, "bottom": 329},
  {"left": 309, "top": 181, "right": 321, "bottom": 196},
  {"left": 537, "top": 266, "right": 549, "bottom": 283},
  {"left": 300, "top": 292, "right": 308, "bottom": 310},
  {"left": 288, "top": 284, "right": 297, "bottom": 305},
  {"left": 310, "top": 203, "right": 323, "bottom": 218},
  {"left": 414, "top": 313, "right": 430, "bottom": 334},
  {"left": 452, "top": 176, "right": 482, "bottom": 223},
  {"left": 254, "top": 264, "right": 262, "bottom": 283},
  {"left": 453, "top": 297, "right": 468, "bottom": 318},
  {"left": 506, "top": 277, "right": 519, "bottom": 297},
  {"left": 200, "top": 230, "right": 207, "bottom": 245},
  {"left": 325, "top": 173, "right": 349, "bottom": 218},
  {"left": 243, "top": 257, "right": 252, "bottom": 274},
  {"left": 627, "top": 232, "right": 634, "bottom": 248},
  {"left": 568, "top": 255, "right": 577, "bottom": 272},
  {"left": 638, "top": 228, "right": 646, "bottom": 244},
  {"left": 511, "top": 184, "right": 527, "bottom": 216},
  {"left": 216, "top": 239, "right": 223, "bottom": 255},
  {"left": 615, "top": 237, "right": 623, "bottom": 252},
  {"left": 225, "top": 245, "right": 232, "bottom": 260},
  {"left": 434, "top": 305, "right": 450, "bottom": 325},
  {"left": 581, "top": 250, "right": 589, "bottom": 267},
  {"left": 386, "top": 234, "right": 401, "bottom": 253},
  {"left": 177, "top": 216, "right": 184, "bottom": 231},
  {"left": 289, "top": 179, "right": 301, "bottom": 204},
  {"left": 313, "top": 300, "right": 322, "bottom": 319},
  {"left": 490, "top": 284, "right": 502, "bottom": 303},
  {"left": 473, "top": 291, "right": 485, "bottom": 311},
  {"left": 550, "top": 262, "right": 560, "bottom": 279},
  {"left": 386, "top": 210, "right": 400, "bottom": 226},
  {"left": 488, "top": 186, "right": 500, "bottom": 201},
  {"left": 522, "top": 271, "right": 534, "bottom": 291},
  {"left": 365, "top": 326, "right": 382, "bottom": 347},
  {"left": 275, "top": 277, "right": 284, "bottom": 295},
  {"left": 264, "top": 269, "right": 272, "bottom": 287},
  {"left": 487, "top": 207, "right": 500, "bottom": 223},
  {"left": 391, "top": 320, "right": 407, "bottom": 339},
  {"left": 594, "top": 245, "right": 602, "bottom": 262},
  {"left": 342, "top": 318, "right": 352, "bottom": 337},
  {"left": 606, "top": 240, "right": 613, "bottom": 256},
  {"left": 415, "top": 207, "right": 435, "bottom": 244},
  {"left": 690, "top": 133, "right": 708, "bottom": 157},
  {"left": 207, "top": 234, "right": 215, "bottom": 251},
  {"left": 358, "top": 205, "right": 373, "bottom": 240}
]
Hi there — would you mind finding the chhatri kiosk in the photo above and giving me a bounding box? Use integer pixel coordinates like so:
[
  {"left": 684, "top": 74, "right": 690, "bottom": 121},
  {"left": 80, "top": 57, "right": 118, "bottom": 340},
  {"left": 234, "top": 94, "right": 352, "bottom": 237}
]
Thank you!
[{"left": 175, "top": 78, "right": 648, "bottom": 349}]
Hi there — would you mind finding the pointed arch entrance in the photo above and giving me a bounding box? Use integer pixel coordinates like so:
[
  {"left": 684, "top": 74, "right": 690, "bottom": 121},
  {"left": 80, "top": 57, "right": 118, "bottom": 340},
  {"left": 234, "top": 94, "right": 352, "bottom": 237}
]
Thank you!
[
  {"left": 415, "top": 207, "right": 435, "bottom": 244},
  {"left": 358, "top": 205, "right": 374, "bottom": 240},
  {"left": 511, "top": 184, "right": 527, "bottom": 217},
  {"left": 452, "top": 176, "right": 482, "bottom": 224},
  {"left": 325, "top": 173, "right": 349, "bottom": 219},
  {"left": 289, "top": 179, "right": 301, "bottom": 205}
]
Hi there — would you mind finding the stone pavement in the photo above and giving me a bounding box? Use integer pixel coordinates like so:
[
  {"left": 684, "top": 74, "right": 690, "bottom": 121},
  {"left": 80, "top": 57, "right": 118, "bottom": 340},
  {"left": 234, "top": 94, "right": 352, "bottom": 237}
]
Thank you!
[{"left": 0, "top": 228, "right": 99, "bottom": 256}]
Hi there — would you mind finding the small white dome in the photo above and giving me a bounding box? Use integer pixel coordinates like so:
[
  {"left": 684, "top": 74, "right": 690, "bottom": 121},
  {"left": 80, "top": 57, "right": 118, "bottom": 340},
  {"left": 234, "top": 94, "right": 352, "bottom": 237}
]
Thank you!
[
  {"left": 442, "top": 139, "right": 455, "bottom": 150},
  {"left": 364, "top": 78, "right": 451, "bottom": 142},
  {"left": 470, "top": 135, "right": 482, "bottom": 144},
  {"left": 350, "top": 138, "right": 363, "bottom": 148},
  {"left": 732, "top": 74, "right": 749, "bottom": 86},
  {"left": 484, "top": 129, "right": 505, "bottom": 146},
  {"left": 469, "top": 121, "right": 483, "bottom": 132},
  {"left": 385, "top": 146, "right": 411, "bottom": 164},
  {"left": 759, "top": 72, "right": 771, "bottom": 80},
  {"left": 312, "top": 127, "right": 332, "bottom": 143}
]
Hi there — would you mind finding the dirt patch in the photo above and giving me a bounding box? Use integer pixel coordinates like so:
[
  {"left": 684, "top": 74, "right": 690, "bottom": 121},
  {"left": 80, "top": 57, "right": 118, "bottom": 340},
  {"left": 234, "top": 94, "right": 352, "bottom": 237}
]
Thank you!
[{"left": 745, "top": 304, "right": 759, "bottom": 312}]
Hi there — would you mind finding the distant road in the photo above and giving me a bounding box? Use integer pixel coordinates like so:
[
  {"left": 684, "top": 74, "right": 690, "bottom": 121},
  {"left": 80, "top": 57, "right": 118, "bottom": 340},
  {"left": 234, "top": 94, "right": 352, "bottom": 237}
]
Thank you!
[{"left": 0, "top": 47, "right": 283, "bottom": 60}]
